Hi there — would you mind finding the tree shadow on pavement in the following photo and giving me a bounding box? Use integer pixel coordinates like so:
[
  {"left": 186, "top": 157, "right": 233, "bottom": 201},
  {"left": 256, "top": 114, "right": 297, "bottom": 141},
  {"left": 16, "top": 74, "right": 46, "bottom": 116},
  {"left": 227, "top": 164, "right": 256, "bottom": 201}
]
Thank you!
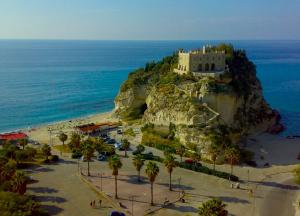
[
  {"left": 34, "top": 167, "right": 54, "bottom": 172},
  {"left": 217, "top": 196, "right": 250, "bottom": 204},
  {"left": 34, "top": 195, "right": 66, "bottom": 203},
  {"left": 156, "top": 182, "right": 194, "bottom": 191},
  {"left": 250, "top": 181, "right": 300, "bottom": 190},
  {"left": 28, "top": 186, "right": 59, "bottom": 194},
  {"left": 120, "top": 174, "right": 148, "bottom": 185},
  {"left": 59, "top": 159, "right": 77, "bottom": 164},
  {"left": 164, "top": 204, "right": 198, "bottom": 213},
  {"left": 40, "top": 205, "right": 64, "bottom": 215}
]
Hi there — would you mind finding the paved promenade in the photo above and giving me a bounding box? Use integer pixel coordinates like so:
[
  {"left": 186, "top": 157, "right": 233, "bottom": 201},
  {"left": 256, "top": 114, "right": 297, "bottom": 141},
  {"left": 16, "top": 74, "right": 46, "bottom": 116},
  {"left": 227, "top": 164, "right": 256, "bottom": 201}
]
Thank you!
[{"left": 27, "top": 157, "right": 113, "bottom": 216}]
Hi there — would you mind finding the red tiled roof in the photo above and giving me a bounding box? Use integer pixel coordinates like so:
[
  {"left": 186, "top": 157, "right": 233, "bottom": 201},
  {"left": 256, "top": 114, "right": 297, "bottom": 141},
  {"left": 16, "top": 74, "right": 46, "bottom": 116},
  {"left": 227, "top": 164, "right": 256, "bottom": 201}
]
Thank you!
[{"left": 0, "top": 132, "right": 27, "bottom": 140}]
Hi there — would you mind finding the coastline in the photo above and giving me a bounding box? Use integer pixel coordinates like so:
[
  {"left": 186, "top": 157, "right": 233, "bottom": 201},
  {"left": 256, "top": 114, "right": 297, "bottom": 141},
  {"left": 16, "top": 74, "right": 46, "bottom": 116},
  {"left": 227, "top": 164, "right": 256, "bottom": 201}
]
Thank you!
[
  {"left": 0, "top": 110, "right": 115, "bottom": 134},
  {"left": 19, "top": 110, "right": 116, "bottom": 145}
]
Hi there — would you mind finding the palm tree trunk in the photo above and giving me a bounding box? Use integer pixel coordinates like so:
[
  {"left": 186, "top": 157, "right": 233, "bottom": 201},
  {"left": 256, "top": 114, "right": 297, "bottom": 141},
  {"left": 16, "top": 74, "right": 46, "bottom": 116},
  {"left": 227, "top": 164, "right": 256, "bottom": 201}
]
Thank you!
[
  {"left": 87, "top": 160, "right": 90, "bottom": 176},
  {"left": 230, "top": 158, "right": 233, "bottom": 176},
  {"left": 138, "top": 170, "right": 141, "bottom": 182},
  {"left": 115, "top": 175, "right": 118, "bottom": 199},
  {"left": 169, "top": 172, "right": 172, "bottom": 191},
  {"left": 213, "top": 160, "right": 216, "bottom": 171},
  {"left": 150, "top": 182, "right": 154, "bottom": 206}
]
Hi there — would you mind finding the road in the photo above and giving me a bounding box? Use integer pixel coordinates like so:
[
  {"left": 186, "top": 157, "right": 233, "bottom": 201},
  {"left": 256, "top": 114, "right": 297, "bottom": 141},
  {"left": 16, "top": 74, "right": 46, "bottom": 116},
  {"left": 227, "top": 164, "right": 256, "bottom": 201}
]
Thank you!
[
  {"left": 26, "top": 157, "right": 113, "bottom": 216},
  {"left": 259, "top": 178, "right": 298, "bottom": 216}
]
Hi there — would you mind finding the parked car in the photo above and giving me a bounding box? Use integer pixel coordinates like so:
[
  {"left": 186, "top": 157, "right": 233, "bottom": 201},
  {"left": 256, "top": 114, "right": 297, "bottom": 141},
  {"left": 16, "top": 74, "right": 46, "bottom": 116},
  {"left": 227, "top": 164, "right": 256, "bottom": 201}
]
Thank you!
[
  {"left": 97, "top": 154, "right": 106, "bottom": 161},
  {"left": 100, "top": 151, "right": 115, "bottom": 157},
  {"left": 184, "top": 159, "right": 202, "bottom": 166},
  {"left": 114, "top": 143, "right": 121, "bottom": 150},
  {"left": 111, "top": 211, "right": 125, "bottom": 216},
  {"left": 80, "top": 156, "right": 88, "bottom": 162},
  {"left": 107, "top": 139, "right": 116, "bottom": 144},
  {"left": 100, "top": 133, "right": 108, "bottom": 138},
  {"left": 103, "top": 137, "right": 110, "bottom": 142},
  {"left": 142, "top": 151, "right": 154, "bottom": 160}
]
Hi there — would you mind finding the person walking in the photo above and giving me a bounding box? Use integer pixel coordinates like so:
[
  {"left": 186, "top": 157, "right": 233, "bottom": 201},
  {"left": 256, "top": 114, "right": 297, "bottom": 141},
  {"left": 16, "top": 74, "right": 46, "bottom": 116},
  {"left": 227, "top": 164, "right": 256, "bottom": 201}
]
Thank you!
[{"left": 99, "top": 199, "right": 102, "bottom": 207}]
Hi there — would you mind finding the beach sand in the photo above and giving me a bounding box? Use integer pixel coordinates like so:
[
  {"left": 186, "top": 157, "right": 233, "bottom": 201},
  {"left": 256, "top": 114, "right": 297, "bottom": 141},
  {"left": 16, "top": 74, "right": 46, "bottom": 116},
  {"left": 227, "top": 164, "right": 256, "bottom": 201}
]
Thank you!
[{"left": 23, "top": 111, "right": 116, "bottom": 145}]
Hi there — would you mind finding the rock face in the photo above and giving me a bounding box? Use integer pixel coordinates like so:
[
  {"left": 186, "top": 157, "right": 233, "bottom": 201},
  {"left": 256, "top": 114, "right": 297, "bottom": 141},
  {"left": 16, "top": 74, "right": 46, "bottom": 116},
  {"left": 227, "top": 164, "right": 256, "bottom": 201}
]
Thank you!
[{"left": 114, "top": 45, "right": 279, "bottom": 146}]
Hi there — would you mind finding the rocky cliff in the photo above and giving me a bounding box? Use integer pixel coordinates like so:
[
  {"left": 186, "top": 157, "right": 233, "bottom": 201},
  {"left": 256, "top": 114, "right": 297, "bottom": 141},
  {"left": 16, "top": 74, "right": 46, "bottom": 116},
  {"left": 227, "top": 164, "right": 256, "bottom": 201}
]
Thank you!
[{"left": 114, "top": 44, "right": 279, "bottom": 147}]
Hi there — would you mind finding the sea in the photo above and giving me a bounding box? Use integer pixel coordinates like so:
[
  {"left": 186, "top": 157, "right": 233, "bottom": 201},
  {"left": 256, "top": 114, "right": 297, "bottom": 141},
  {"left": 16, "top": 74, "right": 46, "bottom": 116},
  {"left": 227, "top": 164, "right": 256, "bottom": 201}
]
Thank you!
[{"left": 0, "top": 40, "right": 300, "bottom": 135}]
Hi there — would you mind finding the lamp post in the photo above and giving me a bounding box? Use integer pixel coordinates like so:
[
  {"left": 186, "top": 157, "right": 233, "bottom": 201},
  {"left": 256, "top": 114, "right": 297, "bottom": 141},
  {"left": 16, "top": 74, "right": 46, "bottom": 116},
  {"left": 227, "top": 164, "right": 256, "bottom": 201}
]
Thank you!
[
  {"left": 48, "top": 128, "right": 52, "bottom": 146},
  {"left": 129, "top": 195, "right": 136, "bottom": 216},
  {"left": 100, "top": 172, "right": 103, "bottom": 192}
]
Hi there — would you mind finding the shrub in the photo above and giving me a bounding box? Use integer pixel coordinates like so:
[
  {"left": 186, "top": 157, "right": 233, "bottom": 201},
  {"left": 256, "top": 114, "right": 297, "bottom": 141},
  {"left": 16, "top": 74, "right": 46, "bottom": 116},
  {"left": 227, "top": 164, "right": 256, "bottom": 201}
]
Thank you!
[
  {"left": 178, "top": 161, "right": 239, "bottom": 182},
  {"left": 0, "top": 191, "right": 47, "bottom": 216},
  {"left": 123, "top": 128, "right": 135, "bottom": 137},
  {"left": 198, "top": 198, "right": 228, "bottom": 216},
  {"left": 139, "top": 153, "right": 238, "bottom": 181},
  {"left": 294, "top": 164, "right": 300, "bottom": 185},
  {"left": 71, "top": 150, "right": 82, "bottom": 159},
  {"left": 49, "top": 155, "right": 59, "bottom": 162}
]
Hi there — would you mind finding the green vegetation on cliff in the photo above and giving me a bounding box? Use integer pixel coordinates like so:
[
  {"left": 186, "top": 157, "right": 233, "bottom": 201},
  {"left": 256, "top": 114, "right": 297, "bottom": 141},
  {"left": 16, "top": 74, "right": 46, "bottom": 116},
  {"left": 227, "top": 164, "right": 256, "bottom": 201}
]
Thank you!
[{"left": 120, "top": 52, "right": 198, "bottom": 93}]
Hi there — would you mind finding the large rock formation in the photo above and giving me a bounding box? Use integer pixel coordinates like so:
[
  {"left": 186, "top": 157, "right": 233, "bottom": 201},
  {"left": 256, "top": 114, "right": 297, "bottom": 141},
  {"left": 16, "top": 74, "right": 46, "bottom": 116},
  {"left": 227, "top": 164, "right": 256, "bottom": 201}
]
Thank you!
[{"left": 114, "top": 44, "right": 279, "bottom": 147}]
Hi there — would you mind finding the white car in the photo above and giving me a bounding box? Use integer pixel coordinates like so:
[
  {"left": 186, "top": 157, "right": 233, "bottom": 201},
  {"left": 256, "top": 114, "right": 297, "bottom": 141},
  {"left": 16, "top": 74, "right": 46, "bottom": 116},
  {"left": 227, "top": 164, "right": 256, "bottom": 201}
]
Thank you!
[{"left": 114, "top": 142, "right": 121, "bottom": 150}]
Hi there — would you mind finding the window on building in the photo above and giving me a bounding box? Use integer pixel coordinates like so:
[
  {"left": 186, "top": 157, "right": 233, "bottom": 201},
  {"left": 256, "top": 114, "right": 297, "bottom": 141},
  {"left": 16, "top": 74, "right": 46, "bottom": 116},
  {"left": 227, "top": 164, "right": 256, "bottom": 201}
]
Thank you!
[
  {"left": 211, "top": 63, "right": 215, "bottom": 71},
  {"left": 205, "top": 63, "right": 209, "bottom": 71},
  {"left": 198, "top": 64, "right": 202, "bottom": 72}
]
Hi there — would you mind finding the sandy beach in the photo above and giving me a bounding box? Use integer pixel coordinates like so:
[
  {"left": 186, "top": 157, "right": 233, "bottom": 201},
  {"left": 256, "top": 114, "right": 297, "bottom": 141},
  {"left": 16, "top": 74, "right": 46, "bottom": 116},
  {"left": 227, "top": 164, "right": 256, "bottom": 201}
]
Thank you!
[{"left": 22, "top": 111, "right": 116, "bottom": 145}]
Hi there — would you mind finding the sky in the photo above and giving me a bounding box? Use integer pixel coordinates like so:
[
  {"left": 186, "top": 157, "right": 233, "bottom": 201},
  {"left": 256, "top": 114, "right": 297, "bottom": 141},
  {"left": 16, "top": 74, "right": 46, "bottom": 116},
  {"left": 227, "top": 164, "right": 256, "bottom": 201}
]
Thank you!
[{"left": 0, "top": 0, "right": 299, "bottom": 40}]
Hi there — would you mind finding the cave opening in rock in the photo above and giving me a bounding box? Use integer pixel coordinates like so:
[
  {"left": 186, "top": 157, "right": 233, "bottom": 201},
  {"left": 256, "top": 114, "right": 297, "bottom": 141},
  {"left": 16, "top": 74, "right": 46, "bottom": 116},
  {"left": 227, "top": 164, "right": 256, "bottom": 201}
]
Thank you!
[{"left": 140, "top": 103, "right": 148, "bottom": 114}]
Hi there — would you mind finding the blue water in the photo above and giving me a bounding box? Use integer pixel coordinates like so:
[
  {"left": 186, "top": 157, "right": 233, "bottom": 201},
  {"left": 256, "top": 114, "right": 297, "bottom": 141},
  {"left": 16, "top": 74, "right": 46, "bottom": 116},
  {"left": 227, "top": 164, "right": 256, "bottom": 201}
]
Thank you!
[{"left": 0, "top": 40, "right": 300, "bottom": 135}]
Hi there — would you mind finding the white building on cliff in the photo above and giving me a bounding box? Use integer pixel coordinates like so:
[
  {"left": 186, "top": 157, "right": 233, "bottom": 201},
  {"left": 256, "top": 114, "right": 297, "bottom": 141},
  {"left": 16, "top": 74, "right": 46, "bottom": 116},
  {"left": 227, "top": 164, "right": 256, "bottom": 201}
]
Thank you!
[{"left": 174, "top": 46, "right": 227, "bottom": 78}]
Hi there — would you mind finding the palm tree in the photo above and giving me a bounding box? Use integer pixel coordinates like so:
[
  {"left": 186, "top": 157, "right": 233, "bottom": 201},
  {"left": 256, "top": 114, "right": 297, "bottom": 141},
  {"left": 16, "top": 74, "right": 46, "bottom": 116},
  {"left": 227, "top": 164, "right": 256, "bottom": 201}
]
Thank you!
[
  {"left": 18, "top": 139, "right": 28, "bottom": 150},
  {"left": 176, "top": 144, "right": 186, "bottom": 162},
  {"left": 207, "top": 143, "right": 221, "bottom": 171},
  {"left": 164, "top": 154, "right": 177, "bottom": 191},
  {"left": 132, "top": 154, "right": 144, "bottom": 182},
  {"left": 81, "top": 141, "right": 95, "bottom": 176},
  {"left": 58, "top": 132, "right": 68, "bottom": 146},
  {"left": 0, "top": 160, "right": 16, "bottom": 181},
  {"left": 12, "top": 170, "right": 27, "bottom": 195},
  {"left": 108, "top": 155, "right": 122, "bottom": 199},
  {"left": 41, "top": 144, "right": 51, "bottom": 160},
  {"left": 121, "top": 139, "right": 130, "bottom": 157},
  {"left": 145, "top": 161, "right": 159, "bottom": 206},
  {"left": 225, "top": 146, "right": 240, "bottom": 176},
  {"left": 198, "top": 198, "right": 228, "bottom": 216},
  {"left": 136, "top": 144, "right": 145, "bottom": 154},
  {"left": 68, "top": 132, "right": 81, "bottom": 150}
]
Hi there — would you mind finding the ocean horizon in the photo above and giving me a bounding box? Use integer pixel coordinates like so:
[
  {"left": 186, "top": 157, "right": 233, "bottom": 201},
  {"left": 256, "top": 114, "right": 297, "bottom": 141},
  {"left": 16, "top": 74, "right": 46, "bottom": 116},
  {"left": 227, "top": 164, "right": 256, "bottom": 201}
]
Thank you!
[{"left": 0, "top": 40, "right": 300, "bottom": 135}]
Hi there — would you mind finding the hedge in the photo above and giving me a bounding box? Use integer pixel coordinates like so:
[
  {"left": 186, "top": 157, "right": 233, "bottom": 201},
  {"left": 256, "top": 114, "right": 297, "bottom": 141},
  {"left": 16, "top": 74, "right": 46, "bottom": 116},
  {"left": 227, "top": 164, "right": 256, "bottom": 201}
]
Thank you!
[{"left": 141, "top": 154, "right": 239, "bottom": 182}]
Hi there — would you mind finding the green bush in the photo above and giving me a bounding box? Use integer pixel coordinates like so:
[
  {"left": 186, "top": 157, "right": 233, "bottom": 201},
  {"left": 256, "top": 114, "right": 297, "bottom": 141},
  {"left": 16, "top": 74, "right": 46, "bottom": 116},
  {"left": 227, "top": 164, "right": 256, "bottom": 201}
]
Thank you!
[
  {"left": 178, "top": 161, "right": 238, "bottom": 181},
  {"left": 71, "top": 150, "right": 82, "bottom": 159},
  {"left": 139, "top": 153, "right": 238, "bottom": 181},
  {"left": 0, "top": 191, "right": 47, "bottom": 216},
  {"left": 123, "top": 128, "right": 135, "bottom": 137},
  {"left": 49, "top": 155, "right": 59, "bottom": 162}
]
